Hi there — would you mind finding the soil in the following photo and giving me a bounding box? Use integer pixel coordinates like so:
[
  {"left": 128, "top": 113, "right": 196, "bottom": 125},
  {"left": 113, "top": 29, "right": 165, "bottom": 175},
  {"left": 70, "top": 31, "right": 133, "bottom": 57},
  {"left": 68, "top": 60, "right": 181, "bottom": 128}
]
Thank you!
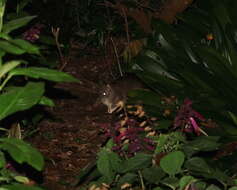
[{"left": 28, "top": 47, "right": 115, "bottom": 190}]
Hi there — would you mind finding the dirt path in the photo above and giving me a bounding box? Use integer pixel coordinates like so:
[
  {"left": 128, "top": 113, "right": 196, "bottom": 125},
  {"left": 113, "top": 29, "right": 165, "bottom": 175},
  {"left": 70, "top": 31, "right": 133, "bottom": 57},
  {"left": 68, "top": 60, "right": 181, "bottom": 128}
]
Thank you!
[{"left": 29, "top": 49, "right": 112, "bottom": 190}]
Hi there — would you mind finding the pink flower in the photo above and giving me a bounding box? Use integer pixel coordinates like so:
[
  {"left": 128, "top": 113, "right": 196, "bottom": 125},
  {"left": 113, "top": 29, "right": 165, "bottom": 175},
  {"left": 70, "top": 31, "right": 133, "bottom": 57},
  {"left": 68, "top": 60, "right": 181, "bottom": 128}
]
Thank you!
[
  {"left": 174, "top": 98, "right": 206, "bottom": 135},
  {"left": 22, "top": 23, "right": 45, "bottom": 42}
]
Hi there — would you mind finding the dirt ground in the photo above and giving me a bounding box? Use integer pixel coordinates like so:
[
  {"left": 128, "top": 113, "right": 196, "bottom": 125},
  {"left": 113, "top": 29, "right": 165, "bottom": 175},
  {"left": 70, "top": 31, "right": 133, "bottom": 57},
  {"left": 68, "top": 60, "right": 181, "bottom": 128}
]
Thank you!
[{"left": 28, "top": 47, "right": 114, "bottom": 190}]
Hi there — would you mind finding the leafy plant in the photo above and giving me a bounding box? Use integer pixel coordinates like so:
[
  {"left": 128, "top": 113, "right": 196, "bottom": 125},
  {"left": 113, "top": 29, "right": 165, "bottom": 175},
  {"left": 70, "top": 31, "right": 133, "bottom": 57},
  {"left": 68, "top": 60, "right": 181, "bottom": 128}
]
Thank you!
[
  {"left": 131, "top": 0, "right": 237, "bottom": 137},
  {"left": 0, "top": 0, "right": 79, "bottom": 189},
  {"left": 77, "top": 0, "right": 237, "bottom": 189}
]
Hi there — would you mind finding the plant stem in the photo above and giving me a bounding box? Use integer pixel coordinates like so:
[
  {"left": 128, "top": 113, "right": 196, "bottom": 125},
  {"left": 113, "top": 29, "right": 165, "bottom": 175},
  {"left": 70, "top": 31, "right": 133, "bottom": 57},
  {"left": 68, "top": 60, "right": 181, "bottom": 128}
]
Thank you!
[
  {"left": 138, "top": 170, "right": 145, "bottom": 190},
  {"left": 0, "top": 74, "right": 12, "bottom": 92}
]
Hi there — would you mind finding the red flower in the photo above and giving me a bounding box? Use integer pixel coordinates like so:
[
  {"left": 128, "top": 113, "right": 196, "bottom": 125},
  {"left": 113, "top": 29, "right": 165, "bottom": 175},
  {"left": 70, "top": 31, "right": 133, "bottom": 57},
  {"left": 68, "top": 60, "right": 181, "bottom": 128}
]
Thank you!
[{"left": 174, "top": 98, "right": 206, "bottom": 135}]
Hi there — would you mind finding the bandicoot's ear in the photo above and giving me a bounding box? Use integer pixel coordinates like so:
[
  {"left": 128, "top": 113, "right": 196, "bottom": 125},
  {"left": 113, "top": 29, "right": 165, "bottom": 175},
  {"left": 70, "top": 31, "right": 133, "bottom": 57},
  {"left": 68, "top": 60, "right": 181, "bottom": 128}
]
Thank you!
[
  {"left": 106, "top": 84, "right": 112, "bottom": 90},
  {"left": 104, "top": 84, "right": 112, "bottom": 93}
]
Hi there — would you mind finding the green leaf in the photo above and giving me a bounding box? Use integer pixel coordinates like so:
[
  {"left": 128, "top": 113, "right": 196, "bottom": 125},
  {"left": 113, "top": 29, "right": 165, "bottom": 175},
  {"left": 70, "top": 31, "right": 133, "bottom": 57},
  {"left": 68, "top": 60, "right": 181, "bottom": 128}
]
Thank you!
[
  {"left": 0, "top": 82, "right": 45, "bottom": 120},
  {"left": 0, "top": 60, "right": 22, "bottom": 79},
  {"left": 228, "top": 111, "right": 237, "bottom": 126},
  {"left": 105, "top": 139, "right": 115, "bottom": 150},
  {"left": 212, "top": 169, "right": 229, "bottom": 185},
  {"left": 185, "top": 157, "right": 213, "bottom": 177},
  {"left": 121, "top": 153, "right": 152, "bottom": 173},
  {"left": 0, "top": 40, "right": 25, "bottom": 55},
  {"left": 179, "top": 176, "right": 195, "bottom": 190},
  {"left": 142, "top": 166, "right": 166, "bottom": 184},
  {"left": 97, "top": 148, "right": 121, "bottom": 183},
  {"left": 160, "top": 151, "right": 185, "bottom": 176},
  {"left": 14, "top": 176, "right": 30, "bottom": 183},
  {"left": 162, "top": 177, "right": 179, "bottom": 189},
  {"left": 194, "top": 181, "right": 207, "bottom": 190},
  {"left": 10, "top": 67, "right": 80, "bottom": 82},
  {"left": 38, "top": 96, "right": 55, "bottom": 107},
  {"left": 0, "top": 151, "right": 6, "bottom": 168},
  {"left": 182, "top": 136, "right": 220, "bottom": 157},
  {"left": 2, "top": 16, "right": 37, "bottom": 34},
  {"left": 2, "top": 184, "right": 44, "bottom": 190},
  {"left": 0, "top": 138, "right": 44, "bottom": 170},
  {"left": 9, "top": 39, "right": 40, "bottom": 54},
  {"left": 97, "top": 149, "right": 113, "bottom": 180},
  {"left": 155, "top": 134, "right": 168, "bottom": 154},
  {"left": 117, "top": 173, "right": 137, "bottom": 187}
]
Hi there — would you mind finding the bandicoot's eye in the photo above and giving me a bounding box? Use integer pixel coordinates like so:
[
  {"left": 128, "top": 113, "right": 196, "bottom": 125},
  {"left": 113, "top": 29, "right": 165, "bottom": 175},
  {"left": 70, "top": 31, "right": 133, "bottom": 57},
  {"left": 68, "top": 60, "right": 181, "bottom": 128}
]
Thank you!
[{"left": 102, "top": 92, "right": 107, "bottom": 96}]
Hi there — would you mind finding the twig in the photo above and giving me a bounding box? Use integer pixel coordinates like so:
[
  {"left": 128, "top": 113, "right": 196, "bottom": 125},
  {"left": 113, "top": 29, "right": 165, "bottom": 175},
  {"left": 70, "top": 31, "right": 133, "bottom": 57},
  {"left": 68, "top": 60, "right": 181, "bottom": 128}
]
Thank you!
[
  {"left": 51, "top": 27, "right": 68, "bottom": 71},
  {"left": 110, "top": 37, "right": 123, "bottom": 77}
]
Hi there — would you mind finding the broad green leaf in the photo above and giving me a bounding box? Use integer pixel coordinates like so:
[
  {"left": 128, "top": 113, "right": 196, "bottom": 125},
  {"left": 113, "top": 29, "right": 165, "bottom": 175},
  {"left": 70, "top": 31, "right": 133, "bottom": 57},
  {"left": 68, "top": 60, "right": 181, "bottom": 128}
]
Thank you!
[
  {"left": 97, "top": 149, "right": 120, "bottom": 183},
  {"left": 9, "top": 39, "right": 40, "bottom": 54},
  {"left": 0, "top": 82, "right": 45, "bottom": 120},
  {"left": 10, "top": 67, "right": 80, "bottom": 82},
  {"left": 160, "top": 151, "right": 185, "bottom": 176},
  {"left": 182, "top": 136, "right": 220, "bottom": 157},
  {"left": 0, "top": 40, "right": 25, "bottom": 55},
  {"left": 39, "top": 96, "right": 54, "bottom": 107},
  {"left": 136, "top": 71, "right": 183, "bottom": 95},
  {"left": 0, "top": 60, "right": 21, "bottom": 79},
  {"left": 2, "top": 16, "right": 37, "bottom": 34},
  {"left": 194, "top": 181, "right": 207, "bottom": 190},
  {"left": 212, "top": 169, "right": 229, "bottom": 185},
  {"left": 142, "top": 166, "right": 166, "bottom": 184},
  {"left": 162, "top": 177, "right": 179, "bottom": 189},
  {"left": 179, "top": 176, "right": 195, "bottom": 190},
  {"left": 121, "top": 153, "right": 152, "bottom": 173},
  {"left": 185, "top": 157, "right": 213, "bottom": 177},
  {"left": 0, "top": 138, "right": 44, "bottom": 170},
  {"left": 2, "top": 184, "right": 44, "bottom": 190},
  {"left": 117, "top": 173, "right": 137, "bottom": 187}
]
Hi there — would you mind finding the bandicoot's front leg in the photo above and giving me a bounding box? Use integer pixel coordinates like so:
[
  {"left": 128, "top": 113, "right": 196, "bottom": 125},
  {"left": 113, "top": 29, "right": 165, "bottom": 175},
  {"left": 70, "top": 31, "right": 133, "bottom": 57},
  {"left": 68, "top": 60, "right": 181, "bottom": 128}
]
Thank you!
[{"left": 115, "top": 100, "right": 128, "bottom": 117}]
